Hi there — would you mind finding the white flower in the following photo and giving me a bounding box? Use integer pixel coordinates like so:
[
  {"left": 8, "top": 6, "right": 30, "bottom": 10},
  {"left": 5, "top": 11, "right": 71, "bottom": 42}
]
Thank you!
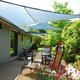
[
  {"left": 65, "top": 64, "right": 80, "bottom": 79},
  {"left": 51, "top": 70, "right": 56, "bottom": 74}
]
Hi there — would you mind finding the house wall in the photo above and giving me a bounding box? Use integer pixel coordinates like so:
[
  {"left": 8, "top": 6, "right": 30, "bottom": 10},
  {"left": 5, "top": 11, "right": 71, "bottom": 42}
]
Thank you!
[
  {"left": 0, "top": 24, "right": 10, "bottom": 63},
  {"left": 0, "top": 20, "right": 32, "bottom": 63},
  {"left": 18, "top": 33, "right": 32, "bottom": 55}
]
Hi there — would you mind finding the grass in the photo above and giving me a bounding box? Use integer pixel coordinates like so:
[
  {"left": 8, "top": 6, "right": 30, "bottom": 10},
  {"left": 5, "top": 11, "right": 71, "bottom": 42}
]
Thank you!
[{"left": 38, "top": 47, "right": 43, "bottom": 51}]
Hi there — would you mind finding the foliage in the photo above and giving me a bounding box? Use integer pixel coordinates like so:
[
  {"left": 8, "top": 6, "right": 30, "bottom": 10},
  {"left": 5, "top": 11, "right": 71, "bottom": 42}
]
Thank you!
[
  {"left": 52, "top": 1, "right": 73, "bottom": 14},
  {"left": 73, "top": 59, "right": 80, "bottom": 70},
  {"left": 62, "top": 20, "right": 80, "bottom": 61},
  {"left": 62, "top": 20, "right": 80, "bottom": 53},
  {"left": 31, "top": 36, "right": 42, "bottom": 50},
  {"left": 47, "top": 1, "right": 73, "bottom": 46},
  {"left": 32, "top": 36, "right": 42, "bottom": 47}
]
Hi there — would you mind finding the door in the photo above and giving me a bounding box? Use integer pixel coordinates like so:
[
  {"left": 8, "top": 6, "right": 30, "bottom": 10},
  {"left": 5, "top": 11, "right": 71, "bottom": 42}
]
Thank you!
[{"left": 10, "top": 30, "right": 18, "bottom": 57}]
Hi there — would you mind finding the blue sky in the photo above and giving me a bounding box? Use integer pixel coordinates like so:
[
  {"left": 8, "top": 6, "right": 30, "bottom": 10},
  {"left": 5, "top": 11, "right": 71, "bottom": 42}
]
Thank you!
[{"left": 3, "top": 0, "right": 80, "bottom": 14}]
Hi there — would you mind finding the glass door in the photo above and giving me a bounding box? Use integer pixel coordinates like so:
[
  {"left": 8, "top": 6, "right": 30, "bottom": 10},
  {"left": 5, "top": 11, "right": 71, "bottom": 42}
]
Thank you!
[{"left": 10, "top": 30, "right": 18, "bottom": 57}]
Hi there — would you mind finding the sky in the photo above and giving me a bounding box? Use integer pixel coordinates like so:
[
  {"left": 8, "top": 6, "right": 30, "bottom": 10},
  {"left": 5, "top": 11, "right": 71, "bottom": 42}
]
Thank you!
[{"left": 2, "top": 0, "right": 80, "bottom": 14}]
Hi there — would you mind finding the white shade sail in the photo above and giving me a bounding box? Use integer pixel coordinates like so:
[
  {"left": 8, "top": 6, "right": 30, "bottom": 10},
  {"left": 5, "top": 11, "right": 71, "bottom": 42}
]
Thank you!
[
  {"left": 28, "top": 23, "right": 60, "bottom": 30},
  {"left": 0, "top": 0, "right": 80, "bottom": 31},
  {"left": 29, "top": 31, "right": 48, "bottom": 36},
  {"left": 26, "top": 8, "right": 80, "bottom": 23}
]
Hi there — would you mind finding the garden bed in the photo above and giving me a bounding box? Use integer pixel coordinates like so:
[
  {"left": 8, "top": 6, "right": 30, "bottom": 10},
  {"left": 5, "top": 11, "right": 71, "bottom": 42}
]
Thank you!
[{"left": 34, "top": 62, "right": 80, "bottom": 80}]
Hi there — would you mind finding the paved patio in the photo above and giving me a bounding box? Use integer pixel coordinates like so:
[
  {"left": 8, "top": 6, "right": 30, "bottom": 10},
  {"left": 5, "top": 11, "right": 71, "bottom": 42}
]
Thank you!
[
  {"left": 0, "top": 58, "right": 38, "bottom": 80},
  {"left": 0, "top": 51, "right": 42, "bottom": 80},
  {"left": 0, "top": 51, "right": 66, "bottom": 80},
  {"left": 0, "top": 59, "right": 24, "bottom": 80}
]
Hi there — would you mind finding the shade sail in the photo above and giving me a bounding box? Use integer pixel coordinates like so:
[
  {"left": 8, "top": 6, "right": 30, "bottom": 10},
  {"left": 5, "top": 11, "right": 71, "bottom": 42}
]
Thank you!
[
  {"left": 27, "top": 23, "right": 60, "bottom": 30},
  {"left": 0, "top": 0, "right": 80, "bottom": 29},
  {"left": 29, "top": 31, "right": 48, "bottom": 36},
  {"left": 26, "top": 8, "right": 80, "bottom": 23},
  {"left": 0, "top": 1, "right": 35, "bottom": 27}
]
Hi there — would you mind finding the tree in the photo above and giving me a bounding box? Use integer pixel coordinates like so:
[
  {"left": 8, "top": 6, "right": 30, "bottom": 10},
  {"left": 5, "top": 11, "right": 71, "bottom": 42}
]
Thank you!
[
  {"left": 62, "top": 20, "right": 80, "bottom": 62},
  {"left": 62, "top": 20, "right": 80, "bottom": 54},
  {"left": 47, "top": 1, "right": 73, "bottom": 46},
  {"left": 53, "top": 1, "right": 73, "bottom": 14}
]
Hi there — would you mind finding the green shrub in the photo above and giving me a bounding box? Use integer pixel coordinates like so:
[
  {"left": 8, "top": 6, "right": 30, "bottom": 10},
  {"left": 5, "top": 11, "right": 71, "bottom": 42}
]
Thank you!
[{"left": 63, "top": 53, "right": 76, "bottom": 63}]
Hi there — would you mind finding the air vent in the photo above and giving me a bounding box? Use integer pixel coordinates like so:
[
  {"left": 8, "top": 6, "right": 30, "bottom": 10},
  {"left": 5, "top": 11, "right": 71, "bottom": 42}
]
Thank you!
[{"left": 0, "top": 23, "right": 3, "bottom": 29}]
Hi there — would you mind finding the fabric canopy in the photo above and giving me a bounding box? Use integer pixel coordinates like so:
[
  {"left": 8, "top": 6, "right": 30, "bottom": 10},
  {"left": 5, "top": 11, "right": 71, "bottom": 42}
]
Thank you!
[
  {"left": 27, "top": 23, "right": 60, "bottom": 30},
  {"left": 0, "top": 0, "right": 80, "bottom": 32},
  {"left": 29, "top": 31, "right": 48, "bottom": 36},
  {"left": 0, "top": 0, "right": 80, "bottom": 31}
]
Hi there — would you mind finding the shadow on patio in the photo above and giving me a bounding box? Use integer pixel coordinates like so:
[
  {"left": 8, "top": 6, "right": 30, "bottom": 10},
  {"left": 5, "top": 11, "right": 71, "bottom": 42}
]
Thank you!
[
  {"left": 0, "top": 59, "right": 33, "bottom": 80},
  {"left": 0, "top": 52, "right": 41, "bottom": 80}
]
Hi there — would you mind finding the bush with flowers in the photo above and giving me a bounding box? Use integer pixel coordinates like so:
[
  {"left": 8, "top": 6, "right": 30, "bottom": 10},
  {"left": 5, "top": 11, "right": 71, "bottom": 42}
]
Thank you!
[{"left": 34, "top": 62, "right": 80, "bottom": 80}]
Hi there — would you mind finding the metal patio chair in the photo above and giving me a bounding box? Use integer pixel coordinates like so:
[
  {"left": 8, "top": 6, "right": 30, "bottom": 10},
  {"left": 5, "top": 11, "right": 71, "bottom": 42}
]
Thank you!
[
  {"left": 22, "top": 48, "right": 33, "bottom": 65},
  {"left": 21, "top": 50, "right": 42, "bottom": 74}
]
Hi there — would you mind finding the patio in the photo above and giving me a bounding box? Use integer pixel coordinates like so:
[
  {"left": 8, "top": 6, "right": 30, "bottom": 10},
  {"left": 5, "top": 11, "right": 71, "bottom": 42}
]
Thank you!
[
  {"left": 0, "top": 59, "right": 24, "bottom": 80},
  {"left": 0, "top": 50, "right": 80, "bottom": 80},
  {"left": 0, "top": 51, "right": 42, "bottom": 80},
  {"left": 0, "top": 50, "right": 65, "bottom": 80},
  {"left": 0, "top": 58, "right": 38, "bottom": 80}
]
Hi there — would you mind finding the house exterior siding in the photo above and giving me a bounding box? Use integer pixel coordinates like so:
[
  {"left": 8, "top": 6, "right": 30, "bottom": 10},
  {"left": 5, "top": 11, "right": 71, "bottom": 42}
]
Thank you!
[
  {"left": 0, "top": 19, "right": 32, "bottom": 64},
  {"left": 0, "top": 23, "right": 10, "bottom": 63}
]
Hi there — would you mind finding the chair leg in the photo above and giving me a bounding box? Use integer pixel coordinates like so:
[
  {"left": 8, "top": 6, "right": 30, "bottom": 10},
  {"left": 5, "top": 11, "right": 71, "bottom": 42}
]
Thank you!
[
  {"left": 32, "top": 57, "right": 33, "bottom": 62},
  {"left": 24, "top": 59, "right": 28, "bottom": 65},
  {"left": 42, "top": 56, "right": 43, "bottom": 64},
  {"left": 21, "top": 66, "right": 24, "bottom": 74}
]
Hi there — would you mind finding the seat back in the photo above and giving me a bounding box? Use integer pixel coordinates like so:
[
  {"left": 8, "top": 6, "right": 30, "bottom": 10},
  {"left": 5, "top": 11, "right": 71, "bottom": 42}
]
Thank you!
[
  {"left": 22, "top": 48, "right": 27, "bottom": 57},
  {"left": 42, "top": 48, "right": 51, "bottom": 53},
  {"left": 49, "top": 44, "right": 63, "bottom": 70},
  {"left": 22, "top": 48, "right": 33, "bottom": 58},
  {"left": 49, "top": 52, "right": 63, "bottom": 70},
  {"left": 44, "top": 45, "right": 52, "bottom": 53}
]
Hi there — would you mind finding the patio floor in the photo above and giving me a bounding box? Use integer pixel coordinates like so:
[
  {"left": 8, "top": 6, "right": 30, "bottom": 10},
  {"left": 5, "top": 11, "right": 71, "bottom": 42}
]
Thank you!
[
  {"left": 0, "top": 51, "right": 42, "bottom": 80},
  {"left": 0, "top": 59, "right": 24, "bottom": 80},
  {"left": 0, "top": 51, "right": 66, "bottom": 80}
]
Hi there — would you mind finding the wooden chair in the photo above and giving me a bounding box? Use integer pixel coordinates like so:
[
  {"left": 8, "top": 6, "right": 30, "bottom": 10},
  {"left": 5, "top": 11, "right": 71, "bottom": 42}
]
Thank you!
[{"left": 49, "top": 51, "right": 63, "bottom": 70}]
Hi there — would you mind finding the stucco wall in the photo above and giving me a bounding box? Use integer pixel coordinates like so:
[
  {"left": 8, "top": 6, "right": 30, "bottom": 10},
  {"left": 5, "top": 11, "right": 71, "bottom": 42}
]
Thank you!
[
  {"left": 0, "top": 24, "right": 10, "bottom": 63},
  {"left": 18, "top": 34, "right": 32, "bottom": 55},
  {"left": 0, "top": 20, "right": 32, "bottom": 63}
]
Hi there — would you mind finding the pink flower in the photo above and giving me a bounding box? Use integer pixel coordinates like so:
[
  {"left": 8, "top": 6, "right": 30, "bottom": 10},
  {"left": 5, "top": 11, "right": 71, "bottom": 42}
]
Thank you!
[{"left": 55, "top": 73, "right": 61, "bottom": 80}]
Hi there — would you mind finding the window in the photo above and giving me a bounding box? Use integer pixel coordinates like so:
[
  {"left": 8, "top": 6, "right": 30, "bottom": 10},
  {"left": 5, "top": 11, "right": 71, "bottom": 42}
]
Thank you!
[{"left": 10, "top": 30, "right": 18, "bottom": 57}]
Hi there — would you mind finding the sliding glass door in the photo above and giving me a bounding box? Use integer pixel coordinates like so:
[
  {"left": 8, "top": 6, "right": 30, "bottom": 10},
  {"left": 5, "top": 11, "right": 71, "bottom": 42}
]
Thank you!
[{"left": 10, "top": 30, "right": 18, "bottom": 57}]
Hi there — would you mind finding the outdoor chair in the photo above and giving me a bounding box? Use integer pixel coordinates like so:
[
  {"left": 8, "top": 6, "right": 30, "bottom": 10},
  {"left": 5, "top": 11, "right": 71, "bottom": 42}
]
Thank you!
[
  {"left": 41, "top": 47, "right": 51, "bottom": 65},
  {"left": 45, "top": 42, "right": 64, "bottom": 70},
  {"left": 22, "top": 48, "right": 33, "bottom": 65},
  {"left": 49, "top": 51, "right": 63, "bottom": 70},
  {"left": 46, "top": 42, "right": 64, "bottom": 70},
  {"left": 21, "top": 51, "right": 42, "bottom": 74}
]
